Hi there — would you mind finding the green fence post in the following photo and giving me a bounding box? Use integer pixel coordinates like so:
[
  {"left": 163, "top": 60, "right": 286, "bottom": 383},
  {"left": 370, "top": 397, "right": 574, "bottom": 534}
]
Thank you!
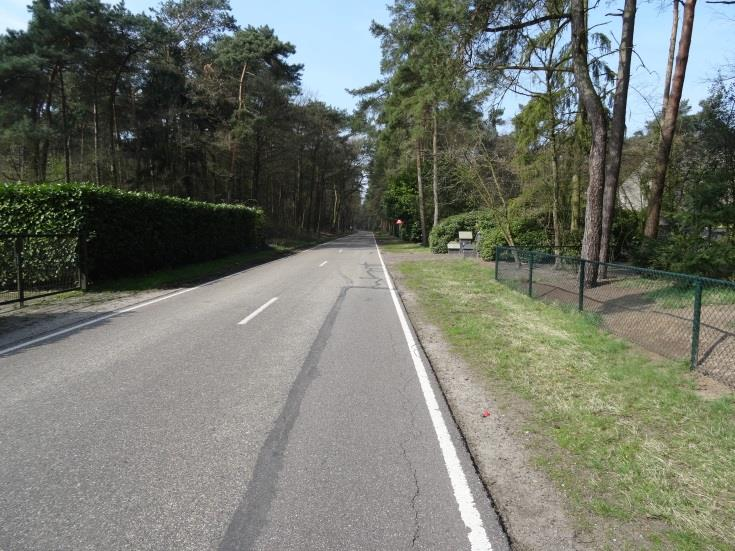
[
  {"left": 494, "top": 246, "right": 500, "bottom": 281},
  {"left": 14, "top": 236, "right": 24, "bottom": 306},
  {"left": 578, "top": 258, "right": 585, "bottom": 311},
  {"left": 528, "top": 251, "right": 534, "bottom": 297},
  {"left": 690, "top": 279, "right": 703, "bottom": 370}
]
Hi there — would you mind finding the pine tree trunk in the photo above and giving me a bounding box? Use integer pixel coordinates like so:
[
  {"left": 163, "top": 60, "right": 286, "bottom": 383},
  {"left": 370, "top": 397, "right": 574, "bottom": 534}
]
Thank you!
[
  {"left": 600, "top": 0, "right": 637, "bottom": 277},
  {"left": 39, "top": 65, "right": 58, "bottom": 183},
  {"left": 571, "top": 0, "right": 608, "bottom": 286},
  {"left": 60, "top": 69, "right": 71, "bottom": 183},
  {"left": 416, "top": 139, "right": 428, "bottom": 246},
  {"left": 662, "top": 0, "right": 680, "bottom": 115},
  {"left": 432, "top": 106, "right": 439, "bottom": 226},
  {"left": 644, "top": 0, "right": 697, "bottom": 239},
  {"left": 546, "top": 70, "right": 562, "bottom": 265},
  {"left": 93, "top": 92, "right": 101, "bottom": 185},
  {"left": 570, "top": 173, "right": 580, "bottom": 231}
]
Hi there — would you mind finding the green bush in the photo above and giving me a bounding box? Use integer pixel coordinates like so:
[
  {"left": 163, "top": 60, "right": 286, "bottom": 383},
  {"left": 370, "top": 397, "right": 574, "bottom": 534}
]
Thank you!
[
  {"left": 429, "top": 210, "right": 491, "bottom": 253},
  {"left": 475, "top": 216, "right": 548, "bottom": 261},
  {"left": 0, "top": 183, "right": 265, "bottom": 281},
  {"left": 640, "top": 235, "right": 735, "bottom": 280},
  {"left": 429, "top": 208, "right": 548, "bottom": 259}
]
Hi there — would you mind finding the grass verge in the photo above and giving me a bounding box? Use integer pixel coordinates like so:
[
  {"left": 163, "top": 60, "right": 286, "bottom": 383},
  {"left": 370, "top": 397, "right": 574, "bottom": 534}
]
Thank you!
[
  {"left": 375, "top": 236, "right": 430, "bottom": 254},
  {"left": 395, "top": 259, "right": 734, "bottom": 550}
]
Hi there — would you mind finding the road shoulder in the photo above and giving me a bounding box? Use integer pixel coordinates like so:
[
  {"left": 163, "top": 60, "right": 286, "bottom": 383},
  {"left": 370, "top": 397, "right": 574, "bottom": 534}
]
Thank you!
[{"left": 382, "top": 251, "right": 584, "bottom": 551}]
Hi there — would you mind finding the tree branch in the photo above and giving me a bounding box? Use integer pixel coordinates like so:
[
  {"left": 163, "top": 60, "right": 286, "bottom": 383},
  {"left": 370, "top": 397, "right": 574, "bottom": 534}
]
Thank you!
[{"left": 485, "top": 13, "right": 570, "bottom": 33}]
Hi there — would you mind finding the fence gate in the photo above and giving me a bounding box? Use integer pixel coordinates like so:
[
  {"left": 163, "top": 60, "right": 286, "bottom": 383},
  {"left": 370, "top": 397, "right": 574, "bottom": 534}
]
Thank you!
[{"left": 0, "top": 233, "right": 86, "bottom": 308}]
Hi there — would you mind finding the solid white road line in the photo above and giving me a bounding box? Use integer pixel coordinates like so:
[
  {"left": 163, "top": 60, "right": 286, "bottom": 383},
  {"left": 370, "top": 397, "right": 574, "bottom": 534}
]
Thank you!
[
  {"left": 0, "top": 287, "right": 198, "bottom": 356},
  {"left": 373, "top": 235, "right": 492, "bottom": 551},
  {"left": 238, "top": 297, "right": 279, "bottom": 326},
  {"left": 319, "top": 261, "right": 328, "bottom": 267}
]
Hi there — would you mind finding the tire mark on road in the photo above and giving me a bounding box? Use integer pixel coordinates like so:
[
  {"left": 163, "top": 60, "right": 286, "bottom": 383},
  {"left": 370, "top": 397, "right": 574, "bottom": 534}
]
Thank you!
[{"left": 218, "top": 287, "right": 348, "bottom": 551}]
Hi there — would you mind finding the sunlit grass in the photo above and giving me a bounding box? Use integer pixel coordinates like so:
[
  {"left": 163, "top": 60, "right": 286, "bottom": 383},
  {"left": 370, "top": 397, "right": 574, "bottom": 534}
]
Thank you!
[
  {"left": 610, "top": 276, "right": 735, "bottom": 308},
  {"left": 377, "top": 237, "right": 429, "bottom": 254},
  {"left": 397, "top": 260, "right": 735, "bottom": 550}
]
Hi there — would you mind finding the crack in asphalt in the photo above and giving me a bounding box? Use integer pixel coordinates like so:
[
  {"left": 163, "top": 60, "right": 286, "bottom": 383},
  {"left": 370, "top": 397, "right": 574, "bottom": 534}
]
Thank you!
[{"left": 399, "top": 440, "right": 421, "bottom": 549}]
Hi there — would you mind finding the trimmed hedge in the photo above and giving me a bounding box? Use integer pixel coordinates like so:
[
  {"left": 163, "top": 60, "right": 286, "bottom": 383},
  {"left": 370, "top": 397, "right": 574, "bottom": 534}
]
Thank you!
[{"left": 0, "top": 183, "right": 265, "bottom": 280}]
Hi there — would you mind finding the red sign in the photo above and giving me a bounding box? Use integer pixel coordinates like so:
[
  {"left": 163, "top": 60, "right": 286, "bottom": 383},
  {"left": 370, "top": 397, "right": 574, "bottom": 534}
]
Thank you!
[{"left": 395, "top": 219, "right": 404, "bottom": 225}]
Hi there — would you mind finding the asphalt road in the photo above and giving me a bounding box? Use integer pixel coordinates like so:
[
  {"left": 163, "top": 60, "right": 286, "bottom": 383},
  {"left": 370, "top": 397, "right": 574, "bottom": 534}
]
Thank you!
[{"left": 0, "top": 232, "right": 509, "bottom": 550}]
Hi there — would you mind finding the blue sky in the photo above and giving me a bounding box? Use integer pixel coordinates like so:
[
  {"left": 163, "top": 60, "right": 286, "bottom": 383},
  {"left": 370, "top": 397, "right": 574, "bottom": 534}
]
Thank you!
[{"left": 2, "top": 0, "right": 732, "bottom": 133}]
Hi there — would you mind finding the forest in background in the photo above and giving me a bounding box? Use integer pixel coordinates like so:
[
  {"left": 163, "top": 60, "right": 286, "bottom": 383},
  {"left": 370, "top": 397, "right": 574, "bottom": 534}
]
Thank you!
[
  {"left": 356, "top": 0, "right": 734, "bottom": 281},
  {"left": 1, "top": 0, "right": 733, "bottom": 280},
  {"left": 0, "top": 0, "right": 363, "bottom": 235}
]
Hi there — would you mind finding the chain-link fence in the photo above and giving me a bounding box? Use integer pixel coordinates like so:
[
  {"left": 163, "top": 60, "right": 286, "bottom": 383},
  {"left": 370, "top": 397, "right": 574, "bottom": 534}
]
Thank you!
[
  {"left": 495, "top": 246, "right": 735, "bottom": 388},
  {"left": 0, "top": 233, "right": 86, "bottom": 309}
]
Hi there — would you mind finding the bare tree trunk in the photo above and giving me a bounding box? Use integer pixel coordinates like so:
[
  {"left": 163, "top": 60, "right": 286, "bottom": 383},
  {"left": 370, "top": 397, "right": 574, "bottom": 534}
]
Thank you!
[
  {"left": 571, "top": 0, "right": 608, "bottom": 286},
  {"left": 600, "top": 0, "right": 637, "bottom": 277},
  {"left": 570, "top": 173, "right": 580, "bottom": 231},
  {"left": 93, "top": 92, "right": 101, "bottom": 185},
  {"left": 432, "top": 106, "right": 439, "bottom": 226},
  {"left": 238, "top": 62, "right": 248, "bottom": 112},
  {"left": 60, "top": 69, "right": 71, "bottom": 183},
  {"left": 79, "top": 123, "right": 85, "bottom": 178},
  {"left": 252, "top": 129, "right": 262, "bottom": 201},
  {"left": 545, "top": 69, "right": 562, "bottom": 266},
  {"left": 39, "top": 65, "right": 59, "bottom": 182},
  {"left": 416, "top": 139, "right": 428, "bottom": 246},
  {"left": 644, "top": 0, "right": 697, "bottom": 239},
  {"left": 662, "top": 0, "right": 680, "bottom": 114}
]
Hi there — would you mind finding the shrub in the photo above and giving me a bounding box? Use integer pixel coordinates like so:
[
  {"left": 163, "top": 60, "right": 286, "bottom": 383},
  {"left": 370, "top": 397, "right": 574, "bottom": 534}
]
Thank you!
[
  {"left": 429, "top": 210, "right": 491, "bottom": 253},
  {"left": 429, "top": 208, "right": 548, "bottom": 259},
  {"left": 0, "top": 183, "right": 265, "bottom": 281},
  {"left": 642, "top": 235, "right": 735, "bottom": 280},
  {"left": 475, "top": 216, "right": 548, "bottom": 261}
]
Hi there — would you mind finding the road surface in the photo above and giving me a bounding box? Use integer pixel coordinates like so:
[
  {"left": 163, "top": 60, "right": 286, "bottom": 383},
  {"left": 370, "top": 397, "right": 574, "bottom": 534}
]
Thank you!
[{"left": 0, "top": 232, "right": 509, "bottom": 550}]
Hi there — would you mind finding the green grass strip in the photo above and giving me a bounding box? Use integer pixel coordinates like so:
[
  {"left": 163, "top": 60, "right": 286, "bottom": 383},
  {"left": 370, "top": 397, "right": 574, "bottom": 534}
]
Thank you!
[{"left": 396, "top": 259, "right": 734, "bottom": 550}]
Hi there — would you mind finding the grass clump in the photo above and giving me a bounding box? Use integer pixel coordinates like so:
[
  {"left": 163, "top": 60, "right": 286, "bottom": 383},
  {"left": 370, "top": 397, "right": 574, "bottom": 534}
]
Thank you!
[{"left": 396, "top": 259, "right": 735, "bottom": 550}]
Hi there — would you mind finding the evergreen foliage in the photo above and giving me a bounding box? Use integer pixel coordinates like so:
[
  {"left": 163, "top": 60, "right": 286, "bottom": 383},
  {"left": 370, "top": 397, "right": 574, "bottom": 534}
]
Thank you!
[{"left": 0, "top": 183, "right": 264, "bottom": 280}]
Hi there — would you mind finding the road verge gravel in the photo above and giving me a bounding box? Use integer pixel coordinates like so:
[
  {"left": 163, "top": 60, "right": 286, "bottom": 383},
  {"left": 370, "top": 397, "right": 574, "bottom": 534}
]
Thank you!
[{"left": 383, "top": 251, "right": 594, "bottom": 550}]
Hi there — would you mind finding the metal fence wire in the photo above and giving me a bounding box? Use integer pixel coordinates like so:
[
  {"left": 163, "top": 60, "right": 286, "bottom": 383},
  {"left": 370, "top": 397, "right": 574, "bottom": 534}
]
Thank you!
[
  {"left": 0, "top": 233, "right": 85, "bottom": 308},
  {"left": 495, "top": 246, "right": 735, "bottom": 388}
]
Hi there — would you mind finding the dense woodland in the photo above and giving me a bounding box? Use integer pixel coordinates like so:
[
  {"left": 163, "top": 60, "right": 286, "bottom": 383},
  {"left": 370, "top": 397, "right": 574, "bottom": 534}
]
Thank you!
[
  {"left": 356, "top": 0, "right": 734, "bottom": 281},
  {"left": 1, "top": 0, "right": 733, "bottom": 280},
  {"left": 0, "top": 0, "right": 363, "bottom": 234}
]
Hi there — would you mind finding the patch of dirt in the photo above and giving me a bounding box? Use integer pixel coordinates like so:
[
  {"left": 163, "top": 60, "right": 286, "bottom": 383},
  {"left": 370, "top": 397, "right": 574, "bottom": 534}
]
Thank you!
[
  {"left": 693, "top": 372, "right": 734, "bottom": 400},
  {"left": 497, "top": 261, "right": 735, "bottom": 389},
  {"left": 384, "top": 252, "right": 659, "bottom": 550}
]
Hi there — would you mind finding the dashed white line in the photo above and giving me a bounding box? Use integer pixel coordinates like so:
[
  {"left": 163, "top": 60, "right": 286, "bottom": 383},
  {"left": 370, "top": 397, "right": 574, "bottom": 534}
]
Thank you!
[
  {"left": 319, "top": 261, "right": 328, "bottom": 267},
  {"left": 373, "top": 234, "right": 493, "bottom": 551},
  {"left": 238, "top": 297, "right": 279, "bottom": 326}
]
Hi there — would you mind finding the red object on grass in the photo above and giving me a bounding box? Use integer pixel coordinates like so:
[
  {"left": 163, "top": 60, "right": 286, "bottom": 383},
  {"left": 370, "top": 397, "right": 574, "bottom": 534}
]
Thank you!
[{"left": 482, "top": 409, "right": 491, "bottom": 418}]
